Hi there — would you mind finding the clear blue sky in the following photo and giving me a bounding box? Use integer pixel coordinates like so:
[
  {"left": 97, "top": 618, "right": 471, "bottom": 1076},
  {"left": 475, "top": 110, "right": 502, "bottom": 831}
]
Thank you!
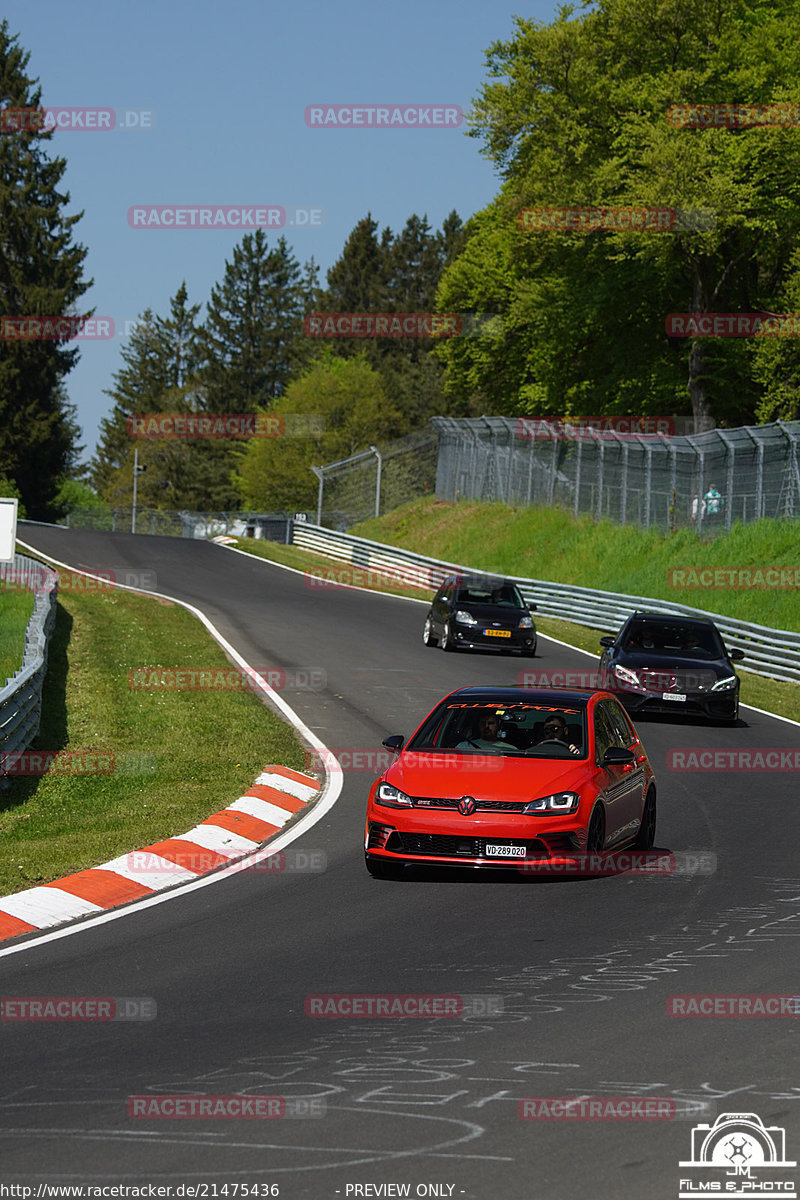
[{"left": 5, "top": 0, "right": 559, "bottom": 465}]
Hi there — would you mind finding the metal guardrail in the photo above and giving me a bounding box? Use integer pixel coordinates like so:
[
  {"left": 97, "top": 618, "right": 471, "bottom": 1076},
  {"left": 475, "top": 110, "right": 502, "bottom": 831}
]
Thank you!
[
  {"left": 292, "top": 523, "right": 800, "bottom": 684},
  {"left": 0, "top": 555, "right": 59, "bottom": 771}
]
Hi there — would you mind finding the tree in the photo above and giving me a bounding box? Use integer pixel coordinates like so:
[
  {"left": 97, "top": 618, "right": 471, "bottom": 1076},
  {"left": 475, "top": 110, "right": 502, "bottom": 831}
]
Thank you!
[
  {"left": 234, "top": 352, "right": 399, "bottom": 511},
  {"left": 0, "top": 21, "right": 90, "bottom": 518},
  {"left": 92, "top": 284, "right": 202, "bottom": 499},
  {"left": 200, "top": 231, "right": 305, "bottom": 411},
  {"left": 321, "top": 211, "right": 468, "bottom": 427},
  {"left": 444, "top": 0, "right": 800, "bottom": 430},
  {"left": 324, "top": 215, "right": 389, "bottom": 317}
]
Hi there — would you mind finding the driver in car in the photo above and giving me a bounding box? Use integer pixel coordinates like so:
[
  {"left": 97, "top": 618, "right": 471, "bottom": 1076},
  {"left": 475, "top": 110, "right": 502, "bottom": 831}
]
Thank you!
[
  {"left": 536, "top": 713, "right": 581, "bottom": 756},
  {"left": 456, "top": 711, "right": 508, "bottom": 752}
]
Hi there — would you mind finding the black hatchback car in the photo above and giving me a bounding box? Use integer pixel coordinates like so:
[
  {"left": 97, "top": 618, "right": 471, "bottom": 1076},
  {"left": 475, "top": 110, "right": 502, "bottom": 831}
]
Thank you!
[
  {"left": 423, "top": 574, "right": 537, "bottom": 656},
  {"left": 598, "top": 611, "right": 744, "bottom": 723}
]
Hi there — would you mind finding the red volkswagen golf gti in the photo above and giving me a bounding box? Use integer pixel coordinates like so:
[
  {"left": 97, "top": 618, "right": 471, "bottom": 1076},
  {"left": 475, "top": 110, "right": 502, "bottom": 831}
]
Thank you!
[{"left": 364, "top": 687, "right": 656, "bottom": 879}]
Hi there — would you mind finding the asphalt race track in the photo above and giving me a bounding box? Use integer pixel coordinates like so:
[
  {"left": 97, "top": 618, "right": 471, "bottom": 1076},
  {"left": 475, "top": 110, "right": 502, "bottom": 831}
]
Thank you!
[{"left": 2, "top": 526, "right": 799, "bottom": 1199}]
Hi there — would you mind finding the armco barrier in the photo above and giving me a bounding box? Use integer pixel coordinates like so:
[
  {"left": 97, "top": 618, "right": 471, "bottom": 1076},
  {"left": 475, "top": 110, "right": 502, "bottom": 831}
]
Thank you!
[
  {"left": 0, "top": 556, "right": 59, "bottom": 774},
  {"left": 292, "top": 524, "right": 800, "bottom": 684}
]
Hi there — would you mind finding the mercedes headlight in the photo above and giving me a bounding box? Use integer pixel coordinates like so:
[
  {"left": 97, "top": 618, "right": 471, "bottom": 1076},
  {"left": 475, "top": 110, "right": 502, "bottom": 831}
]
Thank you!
[
  {"left": 711, "top": 675, "right": 737, "bottom": 692},
  {"left": 613, "top": 664, "right": 641, "bottom": 687}
]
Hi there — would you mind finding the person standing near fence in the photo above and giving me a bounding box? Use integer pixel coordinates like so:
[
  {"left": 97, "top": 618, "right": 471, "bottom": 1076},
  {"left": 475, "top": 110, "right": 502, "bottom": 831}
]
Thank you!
[{"left": 703, "top": 484, "right": 724, "bottom": 522}]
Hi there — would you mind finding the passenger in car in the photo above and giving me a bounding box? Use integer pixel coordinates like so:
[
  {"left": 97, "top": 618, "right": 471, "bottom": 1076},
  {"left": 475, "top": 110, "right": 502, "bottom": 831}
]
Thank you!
[{"left": 456, "top": 711, "right": 509, "bottom": 752}]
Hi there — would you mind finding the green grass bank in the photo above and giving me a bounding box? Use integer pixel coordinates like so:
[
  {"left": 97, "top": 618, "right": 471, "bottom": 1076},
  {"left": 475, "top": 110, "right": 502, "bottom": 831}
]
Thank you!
[{"left": 0, "top": 571, "right": 307, "bottom": 897}]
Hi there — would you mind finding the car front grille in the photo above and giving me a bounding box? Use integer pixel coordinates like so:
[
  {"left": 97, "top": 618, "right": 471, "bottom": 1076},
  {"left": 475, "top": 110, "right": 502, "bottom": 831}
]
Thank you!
[
  {"left": 386, "top": 832, "right": 545, "bottom": 859},
  {"left": 411, "top": 796, "right": 528, "bottom": 812}
]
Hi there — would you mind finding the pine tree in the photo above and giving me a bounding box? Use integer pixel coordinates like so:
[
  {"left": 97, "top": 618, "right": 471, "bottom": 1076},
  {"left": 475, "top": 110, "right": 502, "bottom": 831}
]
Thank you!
[
  {"left": 0, "top": 22, "right": 90, "bottom": 518},
  {"left": 200, "top": 231, "right": 305, "bottom": 411},
  {"left": 92, "top": 284, "right": 201, "bottom": 498}
]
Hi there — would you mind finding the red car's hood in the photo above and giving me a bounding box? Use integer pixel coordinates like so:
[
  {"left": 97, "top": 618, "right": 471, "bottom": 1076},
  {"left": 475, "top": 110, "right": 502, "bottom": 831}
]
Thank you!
[{"left": 384, "top": 753, "right": 588, "bottom": 801}]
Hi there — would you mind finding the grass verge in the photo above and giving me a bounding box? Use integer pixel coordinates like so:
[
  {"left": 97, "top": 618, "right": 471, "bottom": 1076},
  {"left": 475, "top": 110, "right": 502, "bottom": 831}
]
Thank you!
[
  {"left": 0, "top": 579, "right": 35, "bottom": 685},
  {"left": 0, "top": 574, "right": 308, "bottom": 897},
  {"left": 354, "top": 497, "right": 800, "bottom": 632}
]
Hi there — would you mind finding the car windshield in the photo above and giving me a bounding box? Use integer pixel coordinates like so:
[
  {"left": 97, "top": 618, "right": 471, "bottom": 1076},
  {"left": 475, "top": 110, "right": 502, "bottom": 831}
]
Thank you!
[
  {"left": 455, "top": 583, "right": 526, "bottom": 608},
  {"left": 623, "top": 622, "right": 723, "bottom": 659},
  {"left": 406, "top": 699, "right": 588, "bottom": 759}
]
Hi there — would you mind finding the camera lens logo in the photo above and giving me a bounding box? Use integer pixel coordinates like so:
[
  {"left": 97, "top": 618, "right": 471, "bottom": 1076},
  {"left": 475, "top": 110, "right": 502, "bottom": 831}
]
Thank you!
[{"left": 679, "top": 1112, "right": 796, "bottom": 1198}]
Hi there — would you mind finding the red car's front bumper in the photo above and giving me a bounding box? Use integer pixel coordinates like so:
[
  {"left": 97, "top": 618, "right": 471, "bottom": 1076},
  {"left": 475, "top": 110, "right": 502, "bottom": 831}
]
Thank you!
[{"left": 365, "top": 807, "right": 587, "bottom": 869}]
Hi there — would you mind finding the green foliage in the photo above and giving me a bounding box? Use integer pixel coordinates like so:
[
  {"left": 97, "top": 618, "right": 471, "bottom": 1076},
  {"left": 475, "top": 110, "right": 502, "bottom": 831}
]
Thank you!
[
  {"left": 234, "top": 352, "right": 399, "bottom": 510},
  {"left": 92, "top": 284, "right": 202, "bottom": 502},
  {"left": 0, "top": 474, "right": 26, "bottom": 517},
  {"left": 0, "top": 21, "right": 89, "bottom": 518},
  {"left": 200, "top": 231, "right": 307, "bottom": 411},
  {"left": 437, "top": 0, "right": 800, "bottom": 429},
  {"left": 321, "top": 211, "right": 467, "bottom": 428},
  {"left": 54, "top": 478, "right": 107, "bottom": 512}
]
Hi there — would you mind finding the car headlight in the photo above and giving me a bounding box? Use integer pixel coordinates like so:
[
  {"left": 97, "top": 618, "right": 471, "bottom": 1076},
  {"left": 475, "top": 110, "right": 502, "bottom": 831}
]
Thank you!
[
  {"left": 612, "top": 664, "right": 641, "bottom": 687},
  {"left": 454, "top": 609, "right": 478, "bottom": 625},
  {"left": 711, "top": 674, "right": 738, "bottom": 692},
  {"left": 376, "top": 782, "right": 413, "bottom": 807},
  {"left": 518, "top": 616, "right": 534, "bottom": 629},
  {"left": 523, "top": 791, "right": 580, "bottom": 814}
]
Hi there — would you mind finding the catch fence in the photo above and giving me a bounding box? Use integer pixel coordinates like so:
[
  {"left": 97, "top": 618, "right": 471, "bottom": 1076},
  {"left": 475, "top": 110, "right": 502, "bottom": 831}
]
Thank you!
[{"left": 432, "top": 417, "right": 800, "bottom": 535}]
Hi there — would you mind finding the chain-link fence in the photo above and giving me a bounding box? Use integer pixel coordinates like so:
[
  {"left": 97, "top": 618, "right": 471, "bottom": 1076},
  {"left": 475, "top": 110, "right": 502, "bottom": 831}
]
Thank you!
[
  {"left": 310, "top": 428, "right": 438, "bottom": 529},
  {"left": 431, "top": 417, "right": 800, "bottom": 535},
  {"left": 60, "top": 430, "right": 438, "bottom": 537}
]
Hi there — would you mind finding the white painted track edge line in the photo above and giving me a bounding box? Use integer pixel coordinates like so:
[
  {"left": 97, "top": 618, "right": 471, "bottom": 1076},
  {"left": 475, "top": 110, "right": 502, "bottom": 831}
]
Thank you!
[{"left": 3, "top": 541, "right": 344, "bottom": 960}]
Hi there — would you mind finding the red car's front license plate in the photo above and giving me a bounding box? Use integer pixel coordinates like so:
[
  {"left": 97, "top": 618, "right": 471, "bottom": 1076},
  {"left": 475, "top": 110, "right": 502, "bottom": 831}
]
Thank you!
[{"left": 485, "top": 844, "right": 526, "bottom": 857}]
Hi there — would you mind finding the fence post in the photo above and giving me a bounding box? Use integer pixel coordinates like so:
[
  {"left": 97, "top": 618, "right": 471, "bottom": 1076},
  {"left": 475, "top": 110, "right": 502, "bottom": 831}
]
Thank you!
[
  {"left": 574, "top": 439, "right": 582, "bottom": 517},
  {"left": 643, "top": 440, "right": 652, "bottom": 530},
  {"left": 595, "top": 434, "right": 604, "bottom": 521},
  {"left": 696, "top": 447, "right": 705, "bottom": 535}
]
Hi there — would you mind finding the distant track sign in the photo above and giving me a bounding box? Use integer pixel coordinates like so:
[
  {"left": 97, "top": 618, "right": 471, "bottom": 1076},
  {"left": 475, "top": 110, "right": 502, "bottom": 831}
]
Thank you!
[{"left": 0, "top": 498, "right": 18, "bottom": 563}]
